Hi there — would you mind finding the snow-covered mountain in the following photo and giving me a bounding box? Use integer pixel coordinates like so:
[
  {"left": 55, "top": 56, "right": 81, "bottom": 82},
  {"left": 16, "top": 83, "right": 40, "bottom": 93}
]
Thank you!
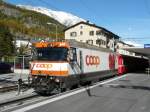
[{"left": 18, "top": 5, "right": 85, "bottom": 26}]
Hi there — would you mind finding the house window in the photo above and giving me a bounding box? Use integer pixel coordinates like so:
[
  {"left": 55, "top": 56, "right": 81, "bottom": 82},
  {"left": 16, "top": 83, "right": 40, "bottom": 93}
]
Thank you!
[
  {"left": 80, "top": 26, "right": 83, "bottom": 29},
  {"left": 102, "top": 40, "right": 104, "bottom": 45},
  {"left": 80, "top": 31, "right": 83, "bottom": 35},
  {"left": 89, "top": 31, "right": 94, "bottom": 36},
  {"left": 96, "top": 30, "right": 101, "bottom": 35},
  {"left": 103, "top": 41, "right": 106, "bottom": 45},
  {"left": 70, "top": 32, "right": 77, "bottom": 37},
  {"left": 96, "top": 39, "right": 106, "bottom": 46},
  {"left": 96, "top": 39, "right": 101, "bottom": 45},
  {"left": 86, "top": 40, "right": 93, "bottom": 45}
]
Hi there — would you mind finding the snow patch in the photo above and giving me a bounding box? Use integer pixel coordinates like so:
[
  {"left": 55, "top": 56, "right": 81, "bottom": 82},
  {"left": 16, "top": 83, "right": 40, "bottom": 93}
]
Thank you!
[{"left": 17, "top": 5, "right": 86, "bottom": 26}]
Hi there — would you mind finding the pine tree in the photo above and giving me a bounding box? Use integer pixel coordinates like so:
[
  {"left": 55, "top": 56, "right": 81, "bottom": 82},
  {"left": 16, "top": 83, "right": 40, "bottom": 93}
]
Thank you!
[{"left": 0, "top": 24, "right": 15, "bottom": 59}]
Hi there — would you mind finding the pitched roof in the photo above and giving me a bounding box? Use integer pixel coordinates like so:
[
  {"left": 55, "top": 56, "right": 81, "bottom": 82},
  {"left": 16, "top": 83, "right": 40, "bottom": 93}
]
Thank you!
[
  {"left": 64, "top": 21, "right": 120, "bottom": 39},
  {"left": 118, "top": 40, "right": 134, "bottom": 47}
]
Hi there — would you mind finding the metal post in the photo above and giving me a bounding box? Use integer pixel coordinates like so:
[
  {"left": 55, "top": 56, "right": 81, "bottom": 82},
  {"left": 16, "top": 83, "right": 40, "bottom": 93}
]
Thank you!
[
  {"left": 17, "top": 78, "right": 22, "bottom": 95},
  {"left": 28, "top": 76, "right": 30, "bottom": 86},
  {"left": 23, "top": 55, "right": 24, "bottom": 70},
  {"left": 17, "top": 83, "right": 20, "bottom": 95},
  {"left": 56, "top": 25, "right": 57, "bottom": 41},
  {"left": 14, "top": 57, "right": 16, "bottom": 70},
  {"left": 147, "top": 68, "right": 150, "bottom": 76},
  {"left": 47, "top": 22, "right": 57, "bottom": 41},
  {"left": 113, "top": 37, "right": 115, "bottom": 52},
  {"left": 146, "top": 68, "right": 150, "bottom": 76}
]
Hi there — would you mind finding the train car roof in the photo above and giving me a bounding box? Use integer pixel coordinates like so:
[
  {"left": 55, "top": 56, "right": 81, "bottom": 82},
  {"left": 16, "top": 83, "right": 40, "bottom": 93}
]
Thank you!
[
  {"left": 123, "top": 47, "right": 150, "bottom": 57},
  {"left": 66, "top": 40, "right": 113, "bottom": 53},
  {"left": 121, "top": 54, "right": 148, "bottom": 60},
  {"left": 32, "top": 40, "right": 114, "bottom": 53},
  {"left": 32, "top": 41, "right": 70, "bottom": 48}
]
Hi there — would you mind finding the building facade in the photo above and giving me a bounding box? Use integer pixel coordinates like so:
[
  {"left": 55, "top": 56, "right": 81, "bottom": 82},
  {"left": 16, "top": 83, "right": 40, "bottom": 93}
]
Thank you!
[
  {"left": 115, "top": 41, "right": 135, "bottom": 56},
  {"left": 65, "top": 21, "right": 120, "bottom": 51}
]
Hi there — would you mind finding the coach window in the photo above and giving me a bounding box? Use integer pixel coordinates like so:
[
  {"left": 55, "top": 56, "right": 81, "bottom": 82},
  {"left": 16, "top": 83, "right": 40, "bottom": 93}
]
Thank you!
[
  {"left": 89, "top": 31, "right": 94, "bottom": 36},
  {"left": 70, "top": 32, "right": 77, "bottom": 37}
]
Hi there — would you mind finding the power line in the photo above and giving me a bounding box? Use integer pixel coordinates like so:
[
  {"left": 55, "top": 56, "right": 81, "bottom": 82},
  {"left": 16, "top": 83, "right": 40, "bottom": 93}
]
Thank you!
[
  {"left": 36, "top": 0, "right": 60, "bottom": 10},
  {"left": 80, "top": 0, "right": 95, "bottom": 15},
  {"left": 80, "top": 0, "right": 104, "bottom": 23},
  {"left": 144, "top": 0, "right": 150, "bottom": 16},
  {"left": 24, "top": 0, "right": 37, "bottom": 6},
  {"left": 19, "top": 0, "right": 60, "bottom": 10},
  {"left": 122, "top": 37, "right": 150, "bottom": 39},
  {"left": 120, "top": 38, "right": 150, "bottom": 43}
]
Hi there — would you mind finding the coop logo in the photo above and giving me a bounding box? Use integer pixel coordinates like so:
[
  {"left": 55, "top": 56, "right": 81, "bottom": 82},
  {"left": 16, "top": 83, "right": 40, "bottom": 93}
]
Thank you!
[
  {"left": 86, "top": 55, "right": 100, "bottom": 66},
  {"left": 35, "top": 63, "right": 53, "bottom": 69}
]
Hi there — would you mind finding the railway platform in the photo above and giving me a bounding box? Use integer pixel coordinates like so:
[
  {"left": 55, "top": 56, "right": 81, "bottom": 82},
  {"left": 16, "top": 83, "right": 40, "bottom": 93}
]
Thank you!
[
  {"left": 3, "top": 73, "right": 150, "bottom": 112},
  {"left": 0, "top": 72, "right": 30, "bottom": 96},
  {"left": 0, "top": 73, "right": 29, "bottom": 85}
]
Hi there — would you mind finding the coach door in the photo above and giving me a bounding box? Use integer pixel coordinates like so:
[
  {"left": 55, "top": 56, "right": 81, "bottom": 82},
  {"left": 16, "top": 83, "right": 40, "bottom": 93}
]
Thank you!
[
  {"left": 79, "top": 50, "right": 84, "bottom": 73},
  {"left": 118, "top": 55, "right": 125, "bottom": 75}
]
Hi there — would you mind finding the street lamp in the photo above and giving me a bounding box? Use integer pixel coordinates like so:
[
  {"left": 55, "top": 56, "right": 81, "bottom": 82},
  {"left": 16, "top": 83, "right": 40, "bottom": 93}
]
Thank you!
[{"left": 47, "top": 22, "right": 57, "bottom": 41}]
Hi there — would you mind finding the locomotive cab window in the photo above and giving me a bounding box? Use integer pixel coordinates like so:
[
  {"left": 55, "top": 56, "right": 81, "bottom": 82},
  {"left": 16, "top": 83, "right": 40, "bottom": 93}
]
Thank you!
[
  {"left": 69, "top": 47, "right": 77, "bottom": 62},
  {"left": 36, "top": 47, "right": 68, "bottom": 61},
  {"left": 31, "top": 47, "right": 38, "bottom": 60}
]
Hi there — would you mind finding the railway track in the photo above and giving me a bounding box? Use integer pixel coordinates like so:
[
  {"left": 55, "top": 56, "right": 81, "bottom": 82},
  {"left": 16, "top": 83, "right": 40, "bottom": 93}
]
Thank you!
[
  {"left": 0, "top": 92, "right": 39, "bottom": 112},
  {"left": 0, "top": 85, "right": 18, "bottom": 93},
  {"left": 0, "top": 87, "right": 79, "bottom": 112},
  {"left": 0, "top": 75, "right": 118, "bottom": 112},
  {"left": 0, "top": 84, "right": 30, "bottom": 93},
  {"left": 0, "top": 82, "right": 89, "bottom": 111},
  {"left": 0, "top": 88, "right": 73, "bottom": 112}
]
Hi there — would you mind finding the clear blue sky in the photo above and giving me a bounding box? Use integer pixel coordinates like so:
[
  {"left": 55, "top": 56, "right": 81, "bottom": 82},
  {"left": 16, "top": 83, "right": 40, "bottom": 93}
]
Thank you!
[{"left": 6, "top": 0, "right": 150, "bottom": 46}]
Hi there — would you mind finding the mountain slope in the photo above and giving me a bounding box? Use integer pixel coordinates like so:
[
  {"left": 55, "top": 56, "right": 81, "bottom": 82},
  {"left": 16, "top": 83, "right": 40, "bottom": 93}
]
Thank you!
[
  {"left": 18, "top": 5, "right": 86, "bottom": 26},
  {"left": 0, "top": 1, "right": 65, "bottom": 39}
]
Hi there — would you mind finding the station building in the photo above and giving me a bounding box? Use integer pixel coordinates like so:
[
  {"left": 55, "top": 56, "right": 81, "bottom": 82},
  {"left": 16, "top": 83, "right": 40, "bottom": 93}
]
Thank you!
[{"left": 115, "top": 41, "right": 135, "bottom": 56}]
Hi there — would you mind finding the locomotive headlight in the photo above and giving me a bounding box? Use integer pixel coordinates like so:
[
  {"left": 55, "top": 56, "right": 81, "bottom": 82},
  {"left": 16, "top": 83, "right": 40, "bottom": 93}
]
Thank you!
[
  {"left": 34, "top": 76, "right": 38, "bottom": 79},
  {"left": 55, "top": 78, "right": 60, "bottom": 83}
]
